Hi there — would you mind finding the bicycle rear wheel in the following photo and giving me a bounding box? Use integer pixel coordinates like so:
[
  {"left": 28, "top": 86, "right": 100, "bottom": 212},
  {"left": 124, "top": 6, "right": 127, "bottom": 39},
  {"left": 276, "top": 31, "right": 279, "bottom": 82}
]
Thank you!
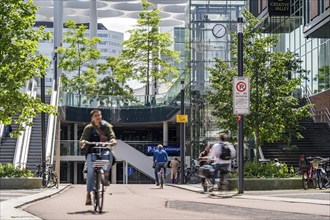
[
  {"left": 47, "top": 172, "right": 58, "bottom": 188},
  {"left": 302, "top": 172, "right": 308, "bottom": 190},
  {"left": 160, "top": 171, "right": 164, "bottom": 189}
]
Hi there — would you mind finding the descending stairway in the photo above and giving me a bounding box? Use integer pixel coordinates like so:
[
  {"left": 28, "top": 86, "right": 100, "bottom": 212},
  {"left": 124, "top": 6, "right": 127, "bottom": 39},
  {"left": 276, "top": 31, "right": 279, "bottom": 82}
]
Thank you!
[
  {"left": 0, "top": 116, "right": 19, "bottom": 165},
  {"left": 25, "top": 95, "right": 51, "bottom": 172},
  {"left": 262, "top": 118, "right": 330, "bottom": 168}
]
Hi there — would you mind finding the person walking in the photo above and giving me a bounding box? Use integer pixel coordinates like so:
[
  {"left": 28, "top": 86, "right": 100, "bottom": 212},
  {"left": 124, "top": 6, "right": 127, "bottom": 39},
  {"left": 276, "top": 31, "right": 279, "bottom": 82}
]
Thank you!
[
  {"left": 80, "top": 109, "right": 117, "bottom": 205},
  {"left": 169, "top": 157, "right": 180, "bottom": 184},
  {"left": 153, "top": 144, "right": 168, "bottom": 186}
]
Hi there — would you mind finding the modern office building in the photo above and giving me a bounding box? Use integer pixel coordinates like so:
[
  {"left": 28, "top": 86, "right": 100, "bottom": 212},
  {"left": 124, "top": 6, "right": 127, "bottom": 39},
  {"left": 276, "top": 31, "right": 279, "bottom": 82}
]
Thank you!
[
  {"left": 249, "top": 0, "right": 330, "bottom": 122},
  {"left": 1, "top": 0, "right": 329, "bottom": 185}
]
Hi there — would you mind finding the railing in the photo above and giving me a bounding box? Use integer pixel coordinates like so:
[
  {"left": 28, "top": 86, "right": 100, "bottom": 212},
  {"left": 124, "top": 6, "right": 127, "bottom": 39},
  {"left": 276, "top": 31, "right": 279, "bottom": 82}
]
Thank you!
[
  {"left": 13, "top": 79, "right": 37, "bottom": 169},
  {"left": 59, "top": 140, "right": 179, "bottom": 157},
  {"left": 303, "top": 85, "right": 330, "bottom": 126},
  {"left": 45, "top": 81, "right": 59, "bottom": 164},
  {"left": 60, "top": 93, "right": 170, "bottom": 109},
  {"left": 59, "top": 73, "right": 189, "bottom": 109},
  {"left": 314, "top": 107, "right": 330, "bottom": 126}
]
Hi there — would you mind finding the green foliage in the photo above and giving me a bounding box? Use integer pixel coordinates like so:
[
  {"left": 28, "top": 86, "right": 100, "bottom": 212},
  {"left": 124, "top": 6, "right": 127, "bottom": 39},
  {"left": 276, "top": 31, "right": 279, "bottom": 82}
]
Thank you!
[
  {"left": 229, "top": 161, "right": 297, "bottom": 178},
  {"left": 0, "top": 0, "right": 57, "bottom": 136},
  {"left": 0, "top": 163, "right": 34, "bottom": 178},
  {"left": 207, "top": 9, "right": 311, "bottom": 154},
  {"left": 314, "top": 65, "right": 330, "bottom": 93},
  {"left": 57, "top": 19, "right": 101, "bottom": 95},
  {"left": 244, "top": 161, "right": 297, "bottom": 178},
  {"left": 57, "top": 20, "right": 133, "bottom": 99},
  {"left": 119, "top": 0, "right": 181, "bottom": 96}
]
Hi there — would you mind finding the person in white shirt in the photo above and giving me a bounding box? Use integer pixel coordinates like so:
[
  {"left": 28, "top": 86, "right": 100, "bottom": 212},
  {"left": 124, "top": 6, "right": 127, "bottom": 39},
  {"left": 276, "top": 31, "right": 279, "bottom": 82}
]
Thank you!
[{"left": 208, "top": 133, "right": 236, "bottom": 190}]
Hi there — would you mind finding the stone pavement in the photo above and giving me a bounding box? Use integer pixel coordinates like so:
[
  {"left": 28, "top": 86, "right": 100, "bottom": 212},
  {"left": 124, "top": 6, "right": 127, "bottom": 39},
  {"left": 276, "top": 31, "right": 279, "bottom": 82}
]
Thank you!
[
  {"left": 0, "top": 184, "right": 329, "bottom": 219},
  {"left": 0, "top": 185, "right": 70, "bottom": 220}
]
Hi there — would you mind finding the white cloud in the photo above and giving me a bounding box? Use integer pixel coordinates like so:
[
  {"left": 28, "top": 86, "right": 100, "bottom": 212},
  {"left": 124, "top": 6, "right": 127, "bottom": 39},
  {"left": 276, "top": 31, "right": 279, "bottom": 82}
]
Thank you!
[{"left": 99, "top": 17, "right": 137, "bottom": 40}]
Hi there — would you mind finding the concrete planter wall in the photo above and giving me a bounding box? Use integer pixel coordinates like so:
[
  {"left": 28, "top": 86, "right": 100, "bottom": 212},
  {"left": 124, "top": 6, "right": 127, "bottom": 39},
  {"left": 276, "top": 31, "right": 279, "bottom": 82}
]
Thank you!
[
  {"left": 228, "top": 178, "right": 301, "bottom": 190},
  {"left": 0, "top": 177, "right": 42, "bottom": 189}
]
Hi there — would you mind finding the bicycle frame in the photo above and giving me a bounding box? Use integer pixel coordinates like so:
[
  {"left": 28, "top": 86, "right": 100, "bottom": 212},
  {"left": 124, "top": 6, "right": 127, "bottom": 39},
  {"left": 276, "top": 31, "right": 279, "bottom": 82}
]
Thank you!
[{"left": 84, "top": 142, "right": 114, "bottom": 213}]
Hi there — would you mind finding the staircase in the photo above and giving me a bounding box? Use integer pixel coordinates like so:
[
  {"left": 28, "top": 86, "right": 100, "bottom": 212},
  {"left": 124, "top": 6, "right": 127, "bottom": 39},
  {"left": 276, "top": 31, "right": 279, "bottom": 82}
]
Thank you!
[
  {"left": 262, "top": 118, "right": 330, "bottom": 168},
  {"left": 25, "top": 95, "right": 51, "bottom": 172},
  {"left": 0, "top": 116, "right": 19, "bottom": 165}
]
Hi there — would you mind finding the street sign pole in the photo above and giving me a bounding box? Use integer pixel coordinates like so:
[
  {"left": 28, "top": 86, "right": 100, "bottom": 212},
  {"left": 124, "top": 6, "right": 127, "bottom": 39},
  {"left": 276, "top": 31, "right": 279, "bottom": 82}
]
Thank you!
[
  {"left": 180, "top": 80, "right": 185, "bottom": 184},
  {"left": 237, "top": 17, "right": 244, "bottom": 194}
]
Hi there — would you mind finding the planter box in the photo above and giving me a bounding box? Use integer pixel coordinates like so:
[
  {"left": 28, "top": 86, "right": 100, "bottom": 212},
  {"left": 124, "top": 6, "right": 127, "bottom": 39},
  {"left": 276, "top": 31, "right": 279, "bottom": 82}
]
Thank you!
[
  {"left": 228, "top": 178, "right": 301, "bottom": 190},
  {"left": 0, "top": 177, "right": 42, "bottom": 189}
]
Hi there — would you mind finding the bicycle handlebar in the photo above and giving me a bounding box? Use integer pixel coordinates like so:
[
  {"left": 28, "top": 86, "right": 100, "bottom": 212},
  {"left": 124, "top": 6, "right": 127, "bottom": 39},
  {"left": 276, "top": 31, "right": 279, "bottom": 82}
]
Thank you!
[{"left": 82, "top": 141, "right": 116, "bottom": 150}]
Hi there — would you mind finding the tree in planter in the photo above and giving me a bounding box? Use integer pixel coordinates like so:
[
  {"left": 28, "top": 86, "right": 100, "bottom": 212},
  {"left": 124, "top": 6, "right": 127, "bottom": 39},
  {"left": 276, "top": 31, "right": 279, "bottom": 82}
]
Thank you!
[
  {"left": 119, "top": 0, "right": 180, "bottom": 103},
  {"left": 57, "top": 20, "right": 132, "bottom": 106},
  {"left": 0, "top": 0, "right": 56, "bottom": 136},
  {"left": 207, "top": 9, "right": 310, "bottom": 161}
]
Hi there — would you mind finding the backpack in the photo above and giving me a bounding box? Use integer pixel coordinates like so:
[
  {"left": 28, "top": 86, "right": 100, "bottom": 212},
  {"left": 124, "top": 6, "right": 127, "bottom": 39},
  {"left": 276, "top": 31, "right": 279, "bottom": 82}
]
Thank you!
[{"left": 219, "top": 142, "right": 234, "bottom": 160}]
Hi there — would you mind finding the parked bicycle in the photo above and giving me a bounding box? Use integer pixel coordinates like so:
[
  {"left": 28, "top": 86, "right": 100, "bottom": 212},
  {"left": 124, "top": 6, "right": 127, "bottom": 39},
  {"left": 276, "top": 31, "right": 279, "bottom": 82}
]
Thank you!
[
  {"left": 176, "top": 160, "right": 201, "bottom": 184},
  {"left": 315, "top": 157, "right": 330, "bottom": 189},
  {"left": 35, "top": 162, "right": 58, "bottom": 188},
  {"left": 84, "top": 141, "right": 115, "bottom": 213}
]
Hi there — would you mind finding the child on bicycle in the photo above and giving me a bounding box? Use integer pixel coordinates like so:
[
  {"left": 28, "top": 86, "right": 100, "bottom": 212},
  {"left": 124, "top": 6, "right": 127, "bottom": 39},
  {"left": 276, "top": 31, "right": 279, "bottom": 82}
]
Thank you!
[{"left": 80, "top": 109, "right": 117, "bottom": 205}]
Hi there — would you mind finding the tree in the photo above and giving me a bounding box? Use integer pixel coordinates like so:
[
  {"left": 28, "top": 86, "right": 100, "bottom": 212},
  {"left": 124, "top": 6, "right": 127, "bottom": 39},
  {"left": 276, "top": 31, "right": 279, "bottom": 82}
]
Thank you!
[
  {"left": 119, "top": 0, "right": 180, "bottom": 100},
  {"left": 57, "top": 19, "right": 101, "bottom": 97},
  {"left": 207, "top": 9, "right": 310, "bottom": 161},
  {"left": 314, "top": 65, "right": 330, "bottom": 92},
  {"left": 0, "top": 0, "right": 56, "bottom": 135},
  {"left": 57, "top": 20, "right": 133, "bottom": 105}
]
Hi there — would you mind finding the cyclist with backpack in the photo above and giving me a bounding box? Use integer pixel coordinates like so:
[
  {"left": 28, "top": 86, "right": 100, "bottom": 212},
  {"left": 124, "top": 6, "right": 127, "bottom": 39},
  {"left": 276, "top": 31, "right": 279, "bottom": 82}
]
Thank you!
[{"left": 208, "top": 133, "right": 236, "bottom": 190}]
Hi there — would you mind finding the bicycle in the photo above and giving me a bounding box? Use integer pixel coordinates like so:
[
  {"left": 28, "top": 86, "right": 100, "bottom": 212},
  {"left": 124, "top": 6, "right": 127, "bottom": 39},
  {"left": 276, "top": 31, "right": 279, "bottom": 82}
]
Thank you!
[
  {"left": 299, "top": 155, "right": 317, "bottom": 190},
  {"left": 84, "top": 141, "right": 115, "bottom": 213},
  {"left": 315, "top": 157, "right": 330, "bottom": 189},
  {"left": 35, "top": 162, "right": 58, "bottom": 188}
]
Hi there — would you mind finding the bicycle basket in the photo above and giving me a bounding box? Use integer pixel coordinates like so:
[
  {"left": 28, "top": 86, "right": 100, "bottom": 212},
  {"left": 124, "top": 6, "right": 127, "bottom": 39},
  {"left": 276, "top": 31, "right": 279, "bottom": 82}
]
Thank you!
[
  {"left": 197, "top": 165, "right": 214, "bottom": 178},
  {"left": 299, "top": 156, "right": 309, "bottom": 170},
  {"left": 312, "top": 159, "right": 320, "bottom": 169},
  {"left": 92, "top": 160, "right": 111, "bottom": 170}
]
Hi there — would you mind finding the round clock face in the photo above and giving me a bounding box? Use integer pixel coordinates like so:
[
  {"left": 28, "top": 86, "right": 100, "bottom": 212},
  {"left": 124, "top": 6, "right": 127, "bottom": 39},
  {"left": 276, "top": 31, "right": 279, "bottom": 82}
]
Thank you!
[{"left": 212, "top": 24, "right": 226, "bottom": 38}]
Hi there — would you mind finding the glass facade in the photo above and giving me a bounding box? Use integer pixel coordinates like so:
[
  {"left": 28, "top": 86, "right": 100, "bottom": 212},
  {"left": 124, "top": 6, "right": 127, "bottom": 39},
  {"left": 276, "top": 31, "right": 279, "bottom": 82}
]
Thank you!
[
  {"left": 255, "top": 1, "right": 330, "bottom": 95},
  {"left": 187, "top": 0, "right": 246, "bottom": 158}
]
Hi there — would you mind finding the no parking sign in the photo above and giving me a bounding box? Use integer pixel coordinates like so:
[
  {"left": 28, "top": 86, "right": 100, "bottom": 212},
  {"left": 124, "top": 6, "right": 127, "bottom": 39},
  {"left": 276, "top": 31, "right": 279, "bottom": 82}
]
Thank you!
[{"left": 233, "top": 76, "right": 250, "bottom": 115}]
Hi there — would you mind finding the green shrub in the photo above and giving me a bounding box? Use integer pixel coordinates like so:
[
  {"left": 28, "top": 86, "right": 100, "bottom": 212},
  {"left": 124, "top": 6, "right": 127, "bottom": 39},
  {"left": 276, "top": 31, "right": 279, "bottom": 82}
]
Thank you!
[
  {"left": 0, "top": 163, "right": 34, "bottom": 178},
  {"left": 229, "top": 161, "right": 298, "bottom": 178}
]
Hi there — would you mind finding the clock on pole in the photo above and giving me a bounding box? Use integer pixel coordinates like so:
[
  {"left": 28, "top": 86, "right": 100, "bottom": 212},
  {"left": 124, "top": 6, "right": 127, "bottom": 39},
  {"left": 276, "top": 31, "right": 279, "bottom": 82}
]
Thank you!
[{"left": 212, "top": 24, "right": 226, "bottom": 38}]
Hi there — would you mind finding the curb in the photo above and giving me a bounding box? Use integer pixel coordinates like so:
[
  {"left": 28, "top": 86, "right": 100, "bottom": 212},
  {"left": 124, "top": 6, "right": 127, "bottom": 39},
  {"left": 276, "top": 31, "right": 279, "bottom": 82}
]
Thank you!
[{"left": 0, "top": 184, "right": 71, "bottom": 220}]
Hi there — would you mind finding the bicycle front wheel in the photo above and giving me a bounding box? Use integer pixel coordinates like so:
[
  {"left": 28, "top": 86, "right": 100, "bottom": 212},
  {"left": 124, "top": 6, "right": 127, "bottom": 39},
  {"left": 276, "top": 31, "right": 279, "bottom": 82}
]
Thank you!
[{"left": 93, "top": 172, "right": 104, "bottom": 213}]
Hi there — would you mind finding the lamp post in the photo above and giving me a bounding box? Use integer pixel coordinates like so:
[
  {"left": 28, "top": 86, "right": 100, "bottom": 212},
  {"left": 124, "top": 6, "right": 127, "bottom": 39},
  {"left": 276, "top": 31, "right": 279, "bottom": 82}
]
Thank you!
[
  {"left": 237, "top": 17, "right": 244, "bottom": 194},
  {"left": 180, "top": 80, "right": 185, "bottom": 184}
]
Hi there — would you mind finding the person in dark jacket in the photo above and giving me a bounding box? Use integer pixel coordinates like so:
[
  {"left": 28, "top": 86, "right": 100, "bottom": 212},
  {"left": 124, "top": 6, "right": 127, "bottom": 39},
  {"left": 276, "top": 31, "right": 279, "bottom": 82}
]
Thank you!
[{"left": 80, "top": 109, "right": 117, "bottom": 205}]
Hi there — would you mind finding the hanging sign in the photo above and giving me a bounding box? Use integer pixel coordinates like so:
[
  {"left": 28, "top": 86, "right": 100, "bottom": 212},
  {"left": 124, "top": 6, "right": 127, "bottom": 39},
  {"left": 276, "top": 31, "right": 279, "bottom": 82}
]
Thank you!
[{"left": 233, "top": 76, "right": 250, "bottom": 115}]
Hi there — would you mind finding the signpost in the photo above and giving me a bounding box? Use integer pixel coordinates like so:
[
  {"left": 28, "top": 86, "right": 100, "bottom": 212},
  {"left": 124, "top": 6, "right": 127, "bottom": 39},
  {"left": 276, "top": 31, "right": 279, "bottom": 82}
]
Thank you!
[{"left": 233, "top": 76, "right": 250, "bottom": 115}]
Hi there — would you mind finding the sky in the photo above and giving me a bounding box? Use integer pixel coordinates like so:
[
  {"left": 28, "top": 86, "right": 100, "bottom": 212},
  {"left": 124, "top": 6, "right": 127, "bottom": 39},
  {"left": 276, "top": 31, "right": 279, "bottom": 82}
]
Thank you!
[{"left": 99, "top": 17, "right": 137, "bottom": 40}]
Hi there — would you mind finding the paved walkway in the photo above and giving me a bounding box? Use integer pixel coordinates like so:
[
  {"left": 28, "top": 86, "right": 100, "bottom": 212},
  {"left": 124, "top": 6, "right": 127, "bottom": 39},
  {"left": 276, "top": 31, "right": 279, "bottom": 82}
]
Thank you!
[{"left": 0, "top": 184, "right": 329, "bottom": 219}]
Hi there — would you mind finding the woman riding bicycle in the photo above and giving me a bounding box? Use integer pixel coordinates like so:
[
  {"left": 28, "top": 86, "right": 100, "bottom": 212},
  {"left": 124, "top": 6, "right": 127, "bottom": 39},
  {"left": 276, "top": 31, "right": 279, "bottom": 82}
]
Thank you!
[{"left": 80, "top": 109, "right": 117, "bottom": 205}]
